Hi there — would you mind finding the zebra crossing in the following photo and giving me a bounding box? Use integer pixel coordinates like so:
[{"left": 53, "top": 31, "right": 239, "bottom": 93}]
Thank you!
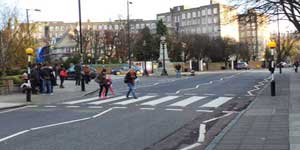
[{"left": 61, "top": 95, "right": 235, "bottom": 109}]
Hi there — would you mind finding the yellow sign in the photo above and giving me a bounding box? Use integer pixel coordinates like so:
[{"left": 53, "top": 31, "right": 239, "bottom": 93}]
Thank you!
[
  {"left": 268, "top": 41, "right": 276, "bottom": 49},
  {"left": 25, "top": 48, "right": 34, "bottom": 55}
]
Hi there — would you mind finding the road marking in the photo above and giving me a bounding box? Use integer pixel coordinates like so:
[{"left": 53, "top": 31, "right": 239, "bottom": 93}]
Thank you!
[
  {"left": 168, "top": 96, "right": 206, "bottom": 107},
  {"left": 198, "top": 124, "right": 206, "bottom": 142},
  {"left": 62, "top": 97, "right": 99, "bottom": 105},
  {"left": 140, "top": 108, "right": 155, "bottom": 110},
  {"left": 154, "top": 83, "right": 159, "bottom": 85},
  {"left": 140, "top": 96, "right": 179, "bottom": 106},
  {"left": 44, "top": 106, "right": 57, "bottom": 108},
  {"left": 184, "top": 93, "right": 197, "bottom": 96},
  {"left": 196, "top": 110, "right": 214, "bottom": 113},
  {"left": 92, "top": 108, "right": 114, "bottom": 118},
  {"left": 27, "top": 105, "right": 38, "bottom": 108},
  {"left": 31, "top": 117, "right": 91, "bottom": 130},
  {"left": 165, "top": 108, "right": 183, "bottom": 111},
  {"left": 88, "top": 96, "right": 126, "bottom": 105},
  {"left": 88, "top": 106, "right": 103, "bottom": 109},
  {"left": 111, "top": 106, "right": 127, "bottom": 109},
  {"left": 203, "top": 94, "right": 216, "bottom": 96},
  {"left": 0, "top": 130, "right": 29, "bottom": 143},
  {"left": 66, "top": 106, "right": 80, "bottom": 108},
  {"left": 180, "top": 143, "right": 201, "bottom": 150},
  {"left": 224, "top": 94, "right": 236, "bottom": 97},
  {"left": 200, "top": 97, "right": 233, "bottom": 108},
  {"left": 203, "top": 112, "right": 234, "bottom": 124},
  {"left": 113, "top": 96, "right": 155, "bottom": 105},
  {"left": 0, "top": 106, "right": 29, "bottom": 114}
]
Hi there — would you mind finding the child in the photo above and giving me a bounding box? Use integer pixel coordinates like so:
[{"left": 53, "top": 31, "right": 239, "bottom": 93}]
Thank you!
[{"left": 101, "top": 74, "right": 115, "bottom": 97}]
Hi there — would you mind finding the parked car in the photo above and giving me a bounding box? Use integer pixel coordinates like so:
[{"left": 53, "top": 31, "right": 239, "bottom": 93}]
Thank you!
[
  {"left": 111, "top": 64, "right": 142, "bottom": 75},
  {"left": 277, "top": 62, "right": 290, "bottom": 68},
  {"left": 66, "top": 65, "right": 96, "bottom": 80},
  {"left": 236, "top": 62, "right": 249, "bottom": 70}
]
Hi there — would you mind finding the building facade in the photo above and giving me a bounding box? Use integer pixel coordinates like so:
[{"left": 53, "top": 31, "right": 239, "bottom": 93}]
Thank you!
[
  {"left": 156, "top": 3, "right": 239, "bottom": 41},
  {"left": 238, "top": 10, "right": 270, "bottom": 61}
]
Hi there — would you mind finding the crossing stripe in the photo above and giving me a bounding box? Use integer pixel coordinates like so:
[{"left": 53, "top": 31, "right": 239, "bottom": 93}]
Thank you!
[
  {"left": 88, "top": 96, "right": 126, "bottom": 105},
  {"left": 168, "top": 96, "right": 206, "bottom": 107},
  {"left": 62, "top": 97, "right": 98, "bottom": 105},
  {"left": 200, "top": 97, "right": 233, "bottom": 108},
  {"left": 141, "top": 96, "right": 179, "bottom": 106},
  {"left": 113, "top": 96, "right": 156, "bottom": 105}
]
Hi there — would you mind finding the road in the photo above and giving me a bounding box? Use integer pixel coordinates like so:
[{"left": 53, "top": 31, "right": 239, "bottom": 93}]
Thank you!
[{"left": 0, "top": 70, "right": 270, "bottom": 150}]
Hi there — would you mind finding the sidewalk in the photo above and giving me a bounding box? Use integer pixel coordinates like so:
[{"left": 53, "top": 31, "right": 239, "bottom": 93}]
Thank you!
[
  {"left": 209, "top": 72, "right": 295, "bottom": 150},
  {"left": 0, "top": 80, "right": 99, "bottom": 110}
]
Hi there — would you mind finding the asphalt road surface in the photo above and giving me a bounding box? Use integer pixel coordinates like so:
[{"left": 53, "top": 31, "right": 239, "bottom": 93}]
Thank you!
[{"left": 0, "top": 70, "right": 270, "bottom": 150}]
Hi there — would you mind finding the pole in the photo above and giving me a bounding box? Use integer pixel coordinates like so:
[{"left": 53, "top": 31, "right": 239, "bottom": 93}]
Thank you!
[
  {"left": 277, "top": 7, "right": 281, "bottom": 74},
  {"left": 78, "top": 0, "right": 85, "bottom": 91},
  {"left": 26, "top": 55, "right": 31, "bottom": 102},
  {"left": 127, "top": 0, "right": 131, "bottom": 68},
  {"left": 270, "top": 48, "right": 276, "bottom": 96},
  {"left": 161, "top": 42, "right": 168, "bottom": 76},
  {"left": 26, "top": 9, "right": 30, "bottom": 35}
]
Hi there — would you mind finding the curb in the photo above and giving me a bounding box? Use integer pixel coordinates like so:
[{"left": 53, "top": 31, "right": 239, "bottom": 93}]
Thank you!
[
  {"left": 0, "top": 103, "right": 29, "bottom": 111},
  {"left": 205, "top": 79, "right": 270, "bottom": 150}
]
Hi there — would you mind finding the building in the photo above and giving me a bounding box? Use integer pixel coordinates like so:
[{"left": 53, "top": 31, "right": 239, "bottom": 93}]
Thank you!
[
  {"left": 238, "top": 10, "right": 270, "bottom": 61},
  {"left": 156, "top": 2, "right": 239, "bottom": 41}
]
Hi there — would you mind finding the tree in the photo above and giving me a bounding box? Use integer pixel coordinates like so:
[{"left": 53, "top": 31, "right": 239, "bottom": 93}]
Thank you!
[
  {"left": 156, "top": 19, "right": 168, "bottom": 36},
  {"left": 277, "top": 33, "right": 300, "bottom": 63},
  {"left": 132, "top": 27, "right": 155, "bottom": 61},
  {"left": 229, "top": 0, "right": 300, "bottom": 32},
  {"left": 0, "top": 5, "right": 35, "bottom": 77}
]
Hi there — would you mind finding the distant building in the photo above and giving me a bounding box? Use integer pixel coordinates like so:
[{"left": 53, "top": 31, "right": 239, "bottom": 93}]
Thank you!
[
  {"left": 238, "top": 10, "right": 270, "bottom": 61},
  {"left": 156, "top": 2, "right": 239, "bottom": 41}
]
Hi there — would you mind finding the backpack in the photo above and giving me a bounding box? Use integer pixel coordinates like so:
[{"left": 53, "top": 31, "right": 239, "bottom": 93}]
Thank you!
[{"left": 124, "top": 74, "right": 130, "bottom": 83}]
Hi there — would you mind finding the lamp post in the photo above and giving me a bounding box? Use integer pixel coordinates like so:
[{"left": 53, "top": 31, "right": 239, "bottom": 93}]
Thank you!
[
  {"left": 25, "top": 48, "right": 34, "bottom": 102},
  {"left": 160, "top": 36, "right": 168, "bottom": 76},
  {"left": 127, "top": 0, "right": 132, "bottom": 68},
  {"left": 26, "top": 9, "right": 41, "bottom": 35},
  {"left": 78, "top": 0, "right": 85, "bottom": 91},
  {"left": 268, "top": 40, "right": 276, "bottom": 96}
]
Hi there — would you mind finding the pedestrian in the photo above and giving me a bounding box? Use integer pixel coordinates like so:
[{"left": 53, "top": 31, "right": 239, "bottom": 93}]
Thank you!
[
  {"left": 37, "top": 63, "right": 43, "bottom": 93},
  {"left": 83, "top": 65, "right": 91, "bottom": 84},
  {"left": 41, "top": 64, "right": 53, "bottom": 95},
  {"left": 95, "top": 68, "right": 109, "bottom": 99},
  {"left": 294, "top": 61, "right": 299, "bottom": 73},
  {"left": 30, "top": 64, "right": 40, "bottom": 94},
  {"left": 52, "top": 64, "right": 59, "bottom": 86},
  {"left": 59, "top": 66, "right": 68, "bottom": 88},
  {"left": 103, "top": 74, "right": 115, "bottom": 96},
  {"left": 74, "top": 63, "right": 81, "bottom": 86},
  {"left": 124, "top": 68, "right": 138, "bottom": 99},
  {"left": 175, "top": 64, "right": 182, "bottom": 78}
]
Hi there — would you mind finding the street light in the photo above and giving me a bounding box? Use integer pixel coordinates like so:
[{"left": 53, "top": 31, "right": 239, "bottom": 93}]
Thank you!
[
  {"left": 143, "top": 40, "right": 149, "bottom": 76},
  {"left": 25, "top": 48, "right": 34, "bottom": 102},
  {"left": 127, "top": 0, "right": 133, "bottom": 68},
  {"left": 78, "top": 0, "right": 85, "bottom": 91},
  {"left": 160, "top": 36, "right": 168, "bottom": 76},
  {"left": 26, "top": 9, "right": 41, "bottom": 35}
]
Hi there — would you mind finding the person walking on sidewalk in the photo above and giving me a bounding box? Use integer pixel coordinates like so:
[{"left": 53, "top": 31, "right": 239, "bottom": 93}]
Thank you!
[
  {"left": 175, "top": 64, "right": 182, "bottom": 78},
  {"left": 59, "top": 66, "right": 68, "bottom": 88},
  {"left": 124, "top": 69, "right": 138, "bottom": 99},
  {"left": 95, "top": 69, "right": 109, "bottom": 99},
  {"left": 41, "top": 64, "right": 53, "bottom": 95},
  {"left": 30, "top": 64, "right": 40, "bottom": 94},
  {"left": 83, "top": 65, "right": 91, "bottom": 84},
  {"left": 74, "top": 63, "right": 81, "bottom": 86},
  {"left": 294, "top": 61, "right": 299, "bottom": 73}
]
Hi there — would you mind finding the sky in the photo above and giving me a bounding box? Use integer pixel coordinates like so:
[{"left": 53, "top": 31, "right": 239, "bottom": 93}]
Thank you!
[{"left": 1, "top": 0, "right": 296, "bottom": 33}]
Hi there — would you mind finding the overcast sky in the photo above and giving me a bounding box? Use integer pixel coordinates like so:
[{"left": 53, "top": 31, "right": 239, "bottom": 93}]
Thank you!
[{"left": 1, "top": 0, "right": 295, "bottom": 32}]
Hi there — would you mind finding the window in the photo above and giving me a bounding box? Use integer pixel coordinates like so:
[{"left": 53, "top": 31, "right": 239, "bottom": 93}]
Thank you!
[
  {"left": 202, "top": 27, "right": 206, "bottom": 33},
  {"left": 214, "top": 26, "right": 219, "bottom": 32},
  {"left": 187, "top": 12, "right": 191, "bottom": 19},
  {"left": 208, "top": 17, "right": 212, "bottom": 24},
  {"left": 252, "top": 30, "right": 256, "bottom": 36},
  {"left": 202, "top": 9, "right": 206, "bottom": 16},
  {"left": 214, "top": 16, "right": 218, "bottom": 23},
  {"left": 136, "top": 24, "right": 140, "bottom": 29},
  {"left": 202, "top": 18, "right": 206, "bottom": 24},
  {"left": 141, "top": 24, "right": 145, "bottom": 29},
  {"left": 167, "top": 15, "right": 171, "bottom": 22},
  {"left": 55, "top": 26, "right": 59, "bottom": 31},
  {"left": 198, "top": 11, "right": 201, "bottom": 17},
  {"left": 104, "top": 25, "right": 107, "bottom": 30},
  {"left": 93, "top": 25, "right": 97, "bottom": 30},
  {"left": 208, "top": 8, "right": 212, "bottom": 15},
  {"left": 182, "top": 13, "right": 186, "bottom": 19},
  {"left": 213, "top": 8, "right": 218, "bottom": 14},
  {"left": 192, "top": 12, "right": 197, "bottom": 18},
  {"left": 115, "top": 25, "right": 119, "bottom": 30}
]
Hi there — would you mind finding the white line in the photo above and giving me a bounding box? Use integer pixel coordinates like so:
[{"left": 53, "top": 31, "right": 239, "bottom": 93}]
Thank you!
[
  {"left": 88, "top": 96, "right": 126, "bottom": 105},
  {"left": 154, "top": 83, "right": 159, "bottom": 85},
  {"left": 165, "top": 108, "right": 183, "bottom": 111},
  {"left": 203, "top": 112, "right": 234, "bottom": 124},
  {"left": 62, "top": 97, "right": 99, "bottom": 105},
  {"left": 27, "top": 105, "right": 38, "bottom": 108},
  {"left": 92, "top": 108, "right": 114, "bottom": 118},
  {"left": 180, "top": 143, "right": 201, "bottom": 150},
  {"left": 184, "top": 93, "right": 197, "bottom": 96},
  {"left": 0, "top": 130, "right": 29, "bottom": 143},
  {"left": 196, "top": 110, "right": 214, "bottom": 113},
  {"left": 88, "top": 106, "right": 103, "bottom": 109},
  {"left": 30, "top": 117, "right": 91, "bottom": 130},
  {"left": 44, "top": 106, "right": 57, "bottom": 108},
  {"left": 0, "top": 106, "right": 29, "bottom": 114},
  {"left": 169, "top": 96, "right": 206, "bottom": 107},
  {"left": 66, "top": 106, "right": 80, "bottom": 108},
  {"left": 140, "top": 108, "right": 155, "bottom": 110},
  {"left": 111, "top": 106, "right": 127, "bottom": 109},
  {"left": 141, "top": 96, "right": 179, "bottom": 106},
  {"left": 200, "top": 97, "right": 233, "bottom": 108},
  {"left": 203, "top": 94, "right": 216, "bottom": 96},
  {"left": 113, "top": 96, "right": 155, "bottom": 105},
  {"left": 224, "top": 94, "right": 236, "bottom": 97},
  {"left": 220, "top": 78, "right": 223, "bottom": 80},
  {"left": 198, "top": 124, "right": 206, "bottom": 142}
]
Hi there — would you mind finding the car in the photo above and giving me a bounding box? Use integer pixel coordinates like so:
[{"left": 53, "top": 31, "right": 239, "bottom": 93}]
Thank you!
[
  {"left": 236, "top": 62, "right": 249, "bottom": 70},
  {"left": 66, "top": 65, "right": 97, "bottom": 80},
  {"left": 111, "top": 64, "right": 142, "bottom": 75},
  {"left": 277, "top": 62, "right": 290, "bottom": 68}
]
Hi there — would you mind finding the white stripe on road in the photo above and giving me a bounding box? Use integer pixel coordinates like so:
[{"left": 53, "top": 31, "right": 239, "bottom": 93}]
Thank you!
[
  {"left": 200, "top": 97, "right": 233, "bottom": 108},
  {"left": 180, "top": 143, "right": 201, "bottom": 150},
  {"left": 62, "top": 97, "right": 98, "bottom": 105},
  {"left": 196, "top": 110, "right": 214, "bottom": 113},
  {"left": 165, "top": 108, "right": 183, "bottom": 111},
  {"left": 140, "top": 108, "right": 155, "bottom": 110},
  {"left": 30, "top": 117, "right": 91, "bottom": 130},
  {"left": 140, "top": 96, "right": 179, "bottom": 106},
  {"left": 113, "top": 96, "right": 156, "bottom": 105},
  {"left": 66, "top": 106, "right": 80, "bottom": 108},
  {"left": 203, "top": 94, "right": 216, "bottom": 96},
  {"left": 168, "top": 96, "right": 206, "bottom": 107},
  {"left": 198, "top": 124, "right": 206, "bottom": 142},
  {"left": 88, "top": 106, "right": 103, "bottom": 109},
  {"left": 0, "top": 130, "right": 29, "bottom": 143},
  {"left": 44, "top": 106, "right": 57, "bottom": 108},
  {"left": 88, "top": 96, "right": 126, "bottom": 105}
]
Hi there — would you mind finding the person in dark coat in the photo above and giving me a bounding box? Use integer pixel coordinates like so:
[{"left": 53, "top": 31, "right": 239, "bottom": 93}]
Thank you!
[
  {"left": 95, "top": 69, "right": 109, "bottom": 99},
  {"left": 74, "top": 63, "right": 81, "bottom": 86},
  {"left": 30, "top": 64, "right": 40, "bottom": 94},
  {"left": 124, "top": 69, "right": 138, "bottom": 99}
]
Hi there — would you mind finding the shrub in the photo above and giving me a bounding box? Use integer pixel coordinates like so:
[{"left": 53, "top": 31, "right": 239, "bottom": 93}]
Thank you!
[{"left": 2, "top": 75, "right": 23, "bottom": 85}]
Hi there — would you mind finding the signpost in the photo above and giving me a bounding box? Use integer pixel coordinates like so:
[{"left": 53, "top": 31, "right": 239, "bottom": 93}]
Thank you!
[{"left": 268, "top": 40, "right": 276, "bottom": 96}]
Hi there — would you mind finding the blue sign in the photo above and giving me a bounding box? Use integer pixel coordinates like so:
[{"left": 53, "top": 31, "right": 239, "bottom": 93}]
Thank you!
[{"left": 35, "top": 47, "right": 45, "bottom": 63}]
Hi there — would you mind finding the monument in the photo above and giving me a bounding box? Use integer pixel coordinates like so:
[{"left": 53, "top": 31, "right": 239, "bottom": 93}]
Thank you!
[{"left": 157, "top": 36, "right": 175, "bottom": 76}]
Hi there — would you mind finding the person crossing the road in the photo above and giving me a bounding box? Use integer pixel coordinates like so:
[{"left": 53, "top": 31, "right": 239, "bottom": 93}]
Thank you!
[
  {"left": 124, "top": 69, "right": 138, "bottom": 99},
  {"left": 95, "top": 68, "right": 109, "bottom": 99}
]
